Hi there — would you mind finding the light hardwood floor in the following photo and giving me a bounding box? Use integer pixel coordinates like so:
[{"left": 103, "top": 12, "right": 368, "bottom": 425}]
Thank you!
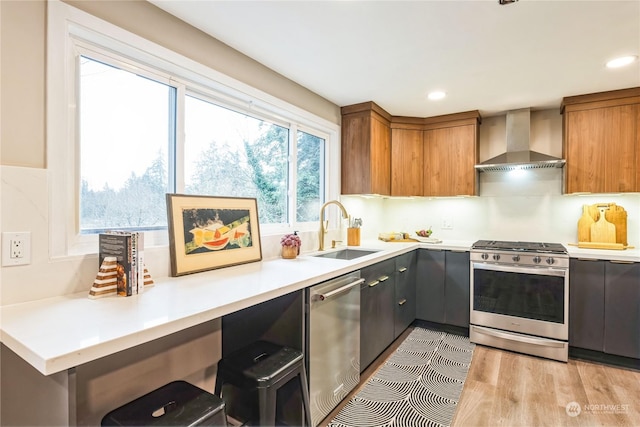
[{"left": 321, "top": 326, "right": 640, "bottom": 427}]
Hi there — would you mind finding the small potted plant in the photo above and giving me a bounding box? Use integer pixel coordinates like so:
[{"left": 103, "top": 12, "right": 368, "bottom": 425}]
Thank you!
[{"left": 280, "top": 231, "right": 302, "bottom": 259}]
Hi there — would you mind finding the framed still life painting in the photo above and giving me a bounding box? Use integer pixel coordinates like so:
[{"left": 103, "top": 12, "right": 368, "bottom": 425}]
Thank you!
[{"left": 166, "top": 194, "right": 262, "bottom": 276}]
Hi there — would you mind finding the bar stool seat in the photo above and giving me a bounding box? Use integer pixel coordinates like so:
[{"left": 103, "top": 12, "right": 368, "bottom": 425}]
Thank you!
[
  {"left": 102, "top": 380, "right": 227, "bottom": 426},
  {"left": 214, "top": 340, "right": 312, "bottom": 426}
]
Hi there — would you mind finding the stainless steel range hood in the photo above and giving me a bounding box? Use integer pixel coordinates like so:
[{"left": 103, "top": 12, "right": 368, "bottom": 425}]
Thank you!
[{"left": 475, "top": 108, "right": 565, "bottom": 172}]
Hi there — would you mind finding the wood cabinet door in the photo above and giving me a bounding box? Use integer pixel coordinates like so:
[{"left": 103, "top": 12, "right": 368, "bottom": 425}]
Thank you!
[
  {"left": 391, "top": 128, "right": 423, "bottom": 196},
  {"left": 341, "top": 111, "right": 391, "bottom": 195},
  {"left": 370, "top": 116, "right": 391, "bottom": 195},
  {"left": 424, "top": 125, "right": 477, "bottom": 196},
  {"left": 565, "top": 104, "right": 638, "bottom": 193},
  {"left": 636, "top": 106, "right": 640, "bottom": 191}
]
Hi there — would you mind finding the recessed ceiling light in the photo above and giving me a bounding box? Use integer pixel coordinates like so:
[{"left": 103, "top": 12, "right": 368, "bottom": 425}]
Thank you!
[
  {"left": 427, "top": 91, "right": 446, "bottom": 101},
  {"left": 606, "top": 55, "right": 638, "bottom": 68}
]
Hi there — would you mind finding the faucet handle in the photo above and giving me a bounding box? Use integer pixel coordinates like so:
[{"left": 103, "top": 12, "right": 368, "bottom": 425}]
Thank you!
[{"left": 331, "top": 240, "right": 342, "bottom": 249}]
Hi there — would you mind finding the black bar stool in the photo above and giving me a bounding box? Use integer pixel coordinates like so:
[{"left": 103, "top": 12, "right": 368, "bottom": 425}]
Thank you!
[
  {"left": 102, "top": 380, "right": 227, "bottom": 426},
  {"left": 214, "top": 340, "right": 312, "bottom": 426}
]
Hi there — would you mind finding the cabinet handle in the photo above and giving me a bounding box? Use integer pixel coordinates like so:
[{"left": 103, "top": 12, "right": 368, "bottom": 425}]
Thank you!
[
  {"left": 398, "top": 267, "right": 407, "bottom": 273},
  {"left": 609, "top": 260, "right": 635, "bottom": 264},
  {"left": 368, "top": 280, "right": 380, "bottom": 287},
  {"left": 378, "top": 275, "right": 389, "bottom": 282},
  {"left": 398, "top": 299, "right": 407, "bottom": 306},
  {"left": 577, "top": 258, "right": 600, "bottom": 261}
]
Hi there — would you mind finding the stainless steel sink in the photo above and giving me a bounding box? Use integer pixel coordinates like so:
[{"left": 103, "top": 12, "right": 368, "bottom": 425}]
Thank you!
[{"left": 312, "top": 249, "right": 380, "bottom": 260}]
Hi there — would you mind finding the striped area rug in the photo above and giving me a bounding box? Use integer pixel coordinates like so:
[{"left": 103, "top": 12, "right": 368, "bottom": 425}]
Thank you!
[{"left": 328, "top": 327, "right": 475, "bottom": 427}]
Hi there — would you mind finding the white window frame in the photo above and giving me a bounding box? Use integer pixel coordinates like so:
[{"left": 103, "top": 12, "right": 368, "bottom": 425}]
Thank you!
[{"left": 47, "top": 0, "right": 340, "bottom": 258}]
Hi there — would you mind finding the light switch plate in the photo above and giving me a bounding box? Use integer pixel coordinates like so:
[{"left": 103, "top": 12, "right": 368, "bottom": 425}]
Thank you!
[{"left": 2, "top": 232, "right": 31, "bottom": 266}]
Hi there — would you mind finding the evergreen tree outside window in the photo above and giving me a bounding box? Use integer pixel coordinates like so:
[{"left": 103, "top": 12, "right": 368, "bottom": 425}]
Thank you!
[
  {"left": 78, "top": 57, "right": 325, "bottom": 234},
  {"left": 79, "top": 56, "right": 172, "bottom": 233}
]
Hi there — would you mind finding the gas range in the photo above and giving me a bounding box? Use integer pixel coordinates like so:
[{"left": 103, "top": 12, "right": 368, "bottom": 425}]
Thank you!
[
  {"left": 470, "top": 239, "right": 570, "bottom": 362},
  {"left": 471, "top": 240, "right": 568, "bottom": 268}
]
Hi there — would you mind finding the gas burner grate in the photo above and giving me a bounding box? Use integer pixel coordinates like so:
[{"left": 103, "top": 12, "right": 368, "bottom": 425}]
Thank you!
[{"left": 472, "top": 240, "right": 567, "bottom": 254}]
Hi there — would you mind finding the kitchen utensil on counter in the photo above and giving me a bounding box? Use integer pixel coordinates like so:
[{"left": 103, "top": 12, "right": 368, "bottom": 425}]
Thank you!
[
  {"left": 347, "top": 227, "right": 361, "bottom": 246},
  {"left": 590, "top": 207, "right": 616, "bottom": 244},
  {"left": 575, "top": 203, "right": 629, "bottom": 249},
  {"left": 605, "top": 204, "right": 628, "bottom": 246},
  {"left": 577, "top": 205, "right": 595, "bottom": 243}
]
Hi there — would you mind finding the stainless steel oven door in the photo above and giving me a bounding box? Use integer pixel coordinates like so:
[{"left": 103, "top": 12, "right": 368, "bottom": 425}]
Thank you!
[{"left": 470, "top": 262, "right": 568, "bottom": 341}]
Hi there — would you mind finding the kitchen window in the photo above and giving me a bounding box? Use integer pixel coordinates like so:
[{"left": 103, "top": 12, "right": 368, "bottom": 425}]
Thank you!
[{"left": 48, "top": 0, "right": 337, "bottom": 256}]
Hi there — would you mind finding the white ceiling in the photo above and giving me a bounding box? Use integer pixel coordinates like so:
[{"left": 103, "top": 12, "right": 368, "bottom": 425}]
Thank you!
[{"left": 150, "top": 0, "right": 640, "bottom": 118}]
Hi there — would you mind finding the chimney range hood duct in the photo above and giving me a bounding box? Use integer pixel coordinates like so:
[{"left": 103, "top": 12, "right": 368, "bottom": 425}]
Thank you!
[{"left": 475, "top": 108, "right": 565, "bottom": 172}]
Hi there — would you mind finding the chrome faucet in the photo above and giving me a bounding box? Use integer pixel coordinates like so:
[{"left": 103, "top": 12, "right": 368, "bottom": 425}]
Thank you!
[{"left": 318, "top": 200, "right": 349, "bottom": 251}]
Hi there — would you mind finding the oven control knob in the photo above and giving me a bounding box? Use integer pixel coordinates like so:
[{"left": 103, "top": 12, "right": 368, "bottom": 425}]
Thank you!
[
  {"left": 481, "top": 253, "right": 489, "bottom": 260},
  {"left": 546, "top": 257, "right": 555, "bottom": 265},
  {"left": 492, "top": 254, "right": 501, "bottom": 261},
  {"left": 512, "top": 255, "right": 520, "bottom": 262},
  {"left": 533, "top": 256, "right": 542, "bottom": 264}
]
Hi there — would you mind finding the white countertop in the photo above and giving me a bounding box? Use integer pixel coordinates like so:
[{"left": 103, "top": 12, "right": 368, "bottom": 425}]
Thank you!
[
  {"left": 0, "top": 240, "right": 419, "bottom": 376},
  {"left": 1, "top": 238, "right": 636, "bottom": 376}
]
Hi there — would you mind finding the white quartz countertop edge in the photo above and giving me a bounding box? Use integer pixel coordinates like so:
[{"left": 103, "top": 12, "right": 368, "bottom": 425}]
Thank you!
[
  {"left": 1, "top": 240, "right": 420, "bottom": 376},
  {"left": 1, "top": 238, "right": 636, "bottom": 376}
]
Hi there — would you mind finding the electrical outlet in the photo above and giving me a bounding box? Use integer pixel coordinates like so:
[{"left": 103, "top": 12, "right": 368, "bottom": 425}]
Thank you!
[
  {"left": 11, "top": 238, "right": 24, "bottom": 258},
  {"left": 2, "top": 232, "right": 31, "bottom": 266},
  {"left": 441, "top": 219, "right": 454, "bottom": 230}
]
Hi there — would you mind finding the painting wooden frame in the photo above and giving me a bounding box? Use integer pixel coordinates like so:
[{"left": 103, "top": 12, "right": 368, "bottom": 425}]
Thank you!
[{"left": 166, "top": 194, "right": 262, "bottom": 276}]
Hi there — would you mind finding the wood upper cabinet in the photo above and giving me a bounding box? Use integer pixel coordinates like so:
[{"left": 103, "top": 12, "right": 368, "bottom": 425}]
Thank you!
[
  {"left": 341, "top": 103, "right": 480, "bottom": 196},
  {"left": 341, "top": 102, "right": 391, "bottom": 195},
  {"left": 562, "top": 87, "right": 640, "bottom": 194},
  {"left": 391, "top": 125, "right": 424, "bottom": 196},
  {"left": 390, "top": 111, "right": 481, "bottom": 197},
  {"left": 423, "top": 112, "right": 480, "bottom": 197}
]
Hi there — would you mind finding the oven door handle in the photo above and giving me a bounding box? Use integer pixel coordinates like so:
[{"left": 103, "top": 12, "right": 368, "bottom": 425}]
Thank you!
[
  {"left": 472, "top": 262, "right": 566, "bottom": 277},
  {"left": 471, "top": 325, "right": 566, "bottom": 348}
]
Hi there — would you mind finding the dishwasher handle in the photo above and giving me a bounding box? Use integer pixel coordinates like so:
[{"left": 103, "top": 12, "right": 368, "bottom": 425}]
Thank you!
[{"left": 315, "top": 278, "right": 364, "bottom": 301}]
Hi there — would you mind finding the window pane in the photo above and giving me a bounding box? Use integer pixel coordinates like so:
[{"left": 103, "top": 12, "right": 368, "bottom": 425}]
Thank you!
[
  {"left": 297, "top": 131, "right": 324, "bottom": 222},
  {"left": 79, "top": 56, "right": 171, "bottom": 233},
  {"left": 184, "top": 95, "right": 288, "bottom": 224}
]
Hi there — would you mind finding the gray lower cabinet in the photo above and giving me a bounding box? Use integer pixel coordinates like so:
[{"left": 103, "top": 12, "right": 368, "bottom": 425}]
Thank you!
[
  {"left": 604, "top": 261, "right": 640, "bottom": 359},
  {"left": 394, "top": 251, "right": 417, "bottom": 339},
  {"left": 416, "top": 250, "right": 445, "bottom": 323},
  {"left": 416, "top": 249, "right": 470, "bottom": 328},
  {"left": 444, "top": 251, "right": 471, "bottom": 328},
  {"left": 569, "top": 259, "right": 605, "bottom": 351},
  {"left": 569, "top": 258, "right": 640, "bottom": 359},
  {"left": 360, "top": 258, "right": 395, "bottom": 372}
]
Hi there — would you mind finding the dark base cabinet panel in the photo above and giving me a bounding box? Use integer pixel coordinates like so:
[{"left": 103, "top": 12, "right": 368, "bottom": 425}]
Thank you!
[
  {"left": 416, "top": 249, "right": 470, "bottom": 328},
  {"left": 569, "top": 259, "right": 605, "bottom": 351},
  {"left": 604, "top": 261, "right": 640, "bottom": 359},
  {"left": 444, "top": 251, "right": 470, "bottom": 328},
  {"left": 360, "top": 259, "right": 395, "bottom": 372},
  {"left": 569, "top": 258, "right": 640, "bottom": 361},
  {"left": 416, "top": 250, "right": 445, "bottom": 323},
  {"left": 394, "top": 252, "right": 417, "bottom": 339}
]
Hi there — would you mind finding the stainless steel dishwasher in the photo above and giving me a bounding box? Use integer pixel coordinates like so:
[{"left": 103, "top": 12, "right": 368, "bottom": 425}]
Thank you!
[{"left": 306, "top": 271, "right": 363, "bottom": 426}]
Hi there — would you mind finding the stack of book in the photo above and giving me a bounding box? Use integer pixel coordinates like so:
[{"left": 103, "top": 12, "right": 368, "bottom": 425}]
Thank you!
[{"left": 89, "top": 231, "right": 154, "bottom": 299}]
